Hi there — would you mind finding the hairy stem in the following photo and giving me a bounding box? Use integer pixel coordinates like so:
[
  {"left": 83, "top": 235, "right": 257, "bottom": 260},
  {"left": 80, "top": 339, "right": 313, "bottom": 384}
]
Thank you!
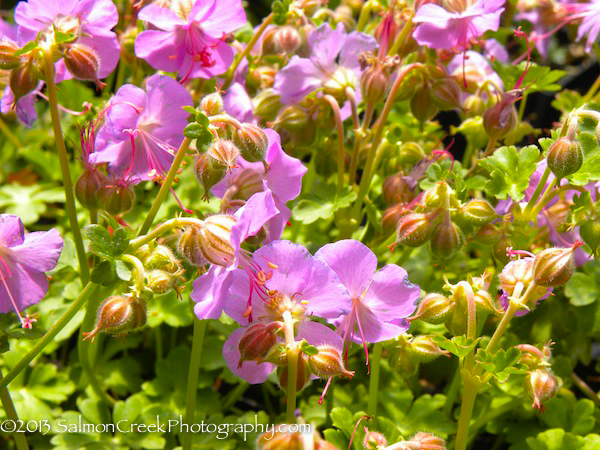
[
  {"left": 0, "top": 369, "right": 30, "bottom": 450},
  {"left": 324, "top": 95, "right": 346, "bottom": 194}
]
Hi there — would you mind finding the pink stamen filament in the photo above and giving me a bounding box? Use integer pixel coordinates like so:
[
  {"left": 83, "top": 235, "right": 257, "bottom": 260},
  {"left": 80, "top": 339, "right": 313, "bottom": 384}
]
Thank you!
[{"left": 0, "top": 257, "right": 29, "bottom": 328}]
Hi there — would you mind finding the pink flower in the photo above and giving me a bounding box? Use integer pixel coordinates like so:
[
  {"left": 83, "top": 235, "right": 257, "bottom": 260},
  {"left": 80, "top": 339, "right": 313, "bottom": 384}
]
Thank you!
[
  {"left": 135, "top": 0, "right": 246, "bottom": 80},
  {"left": 413, "top": 0, "right": 505, "bottom": 51},
  {"left": 0, "top": 215, "right": 63, "bottom": 328}
]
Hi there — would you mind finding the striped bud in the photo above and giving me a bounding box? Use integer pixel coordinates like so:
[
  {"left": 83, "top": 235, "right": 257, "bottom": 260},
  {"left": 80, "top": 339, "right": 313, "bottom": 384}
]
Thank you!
[{"left": 82, "top": 296, "right": 147, "bottom": 341}]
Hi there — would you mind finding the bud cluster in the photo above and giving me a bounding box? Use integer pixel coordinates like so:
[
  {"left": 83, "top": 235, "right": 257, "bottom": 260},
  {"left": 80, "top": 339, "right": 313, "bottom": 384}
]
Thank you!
[{"left": 386, "top": 334, "right": 450, "bottom": 377}]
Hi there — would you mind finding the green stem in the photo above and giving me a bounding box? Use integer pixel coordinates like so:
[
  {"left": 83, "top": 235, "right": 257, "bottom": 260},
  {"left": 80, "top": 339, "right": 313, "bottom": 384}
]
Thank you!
[
  {"left": 454, "top": 377, "right": 479, "bottom": 450},
  {"left": 0, "top": 116, "right": 22, "bottom": 148},
  {"left": 120, "top": 254, "right": 146, "bottom": 295},
  {"left": 356, "top": 0, "right": 373, "bottom": 31},
  {"left": 324, "top": 95, "right": 346, "bottom": 194},
  {"left": 523, "top": 167, "right": 551, "bottom": 218},
  {"left": 222, "top": 382, "right": 250, "bottom": 412},
  {"left": 582, "top": 75, "right": 600, "bottom": 104},
  {"left": 367, "top": 342, "right": 383, "bottom": 417},
  {"left": 468, "top": 398, "right": 522, "bottom": 439},
  {"left": 0, "top": 369, "right": 29, "bottom": 450},
  {"left": 129, "top": 217, "right": 205, "bottom": 251},
  {"left": 283, "top": 311, "right": 298, "bottom": 424},
  {"left": 388, "top": 14, "right": 414, "bottom": 56},
  {"left": 138, "top": 137, "right": 192, "bottom": 236},
  {"left": 517, "top": 91, "right": 528, "bottom": 123},
  {"left": 182, "top": 318, "right": 208, "bottom": 450},
  {"left": 222, "top": 14, "right": 274, "bottom": 90},
  {"left": 43, "top": 48, "right": 89, "bottom": 284},
  {"left": 0, "top": 282, "right": 98, "bottom": 390},
  {"left": 571, "top": 373, "right": 600, "bottom": 408}
]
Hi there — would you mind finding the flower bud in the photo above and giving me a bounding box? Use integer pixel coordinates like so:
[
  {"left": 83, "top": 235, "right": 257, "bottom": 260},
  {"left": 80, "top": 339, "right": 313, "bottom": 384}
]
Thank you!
[
  {"left": 144, "top": 245, "right": 181, "bottom": 274},
  {"left": 98, "top": 183, "right": 135, "bottom": 215},
  {"left": 388, "top": 344, "right": 419, "bottom": 377},
  {"left": 492, "top": 236, "right": 514, "bottom": 263},
  {"left": 75, "top": 169, "right": 107, "bottom": 210},
  {"left": 430, "top": 219, "right": 464, "bottom": 259},
  {"left": 257, "top": 431, "right": 303, "bottom": 450},
  {"left": 429, "top": 78, "right": 462, "bottom": 110},
  {"left": 396, "top": 213, "right": 435, "bottom": 247},
  {"left": 547, "top": 136, "right": 583, "bottom": 179},
  {"left": 278, "top": 354, "right": 310, "bottom": 391},
  {"left": 409, "top": 293, "right": 454, "bottom": 324},
  {"left": 525, "top": 369, "right": 559, "bottom": 412},
  {"left": 147, "top": 269, "right": 179, "bottom": 294},
  {"left": 474, "top": 289, "right": 500, "bottom": 315},
  {"left": 10, "top": 61, "right": 38, "bottom": 102},
  {"left": 207, "top": 139, "right": 240, "bottom": 170},
  {"left": 410, "top": 432, "right": 447, "bottom": 450},
  {"left": 274, "top": 26, "right": 302, "bottom": 54},
  {"left": 410, "top": 86, "right": 439, "bottom": 123},
  {"left": 580, "top": 220, "right": 600, "bottom": 257},
  {"left": 0, "top": 40, "right": 19, "bottom": 70},
  {"left": 177, "top": 215, "right": 237, "bottom": 267},
  {"left": 229, "top": 168, "right": 265, "bottom": 201},
  {"left": 532, "top": 243, "right": 581, "bottom": 287},
  {"left": 382, "top": 173, "right": 410, "bottom": 205},
  {"left": 249, "top": 66, "right": 277, "bottom": 89},
  {"left": 460, "top": 199, "right": 497, "bottom": 226},
  {"left": 307, "top": 346, "right": 355, "bottom": 379},
  {"left": 361, "top": 63, "right": 390, "bottom": 104},
  {"left": 200, "top": 92, "right": 224, "bottom": 116},
  {"left": 464, "top": 94, "right": 485, "bottom": 116},
  {"left": 445, "top": 302, "right": 468, "bottom": 336},
  {"left": 409, "top": 335, "right": 449, "bottom": 363},
  {"left": 238, "top": 322, "right": 281, "bottom": 366},
  {"left": 364, "top": 431, "right": 388, "bottom": 449},
  {"left": 232, "top": 123, "right": 269, "bottom": 163},
  {"left": 474, "top": 223, "right": 499, "bottom": 245},
  {"left": 63, "top": 44, "right": 105, "bottom": 89},
  {"left": 194, "top": 153, "right": 227, "bottom": 200},
  {"left": 383, "top": 205, "right": 408, "bottom": 235},
  {"left": 483, "top": 93, "right": 518, "bottom": 140},
  {"left": 499, "top": 258, "right": 547, "bottom": 301},
  {"left": 273, "top": 105, "right": 309, "bottom": 131},
  {"left": 82, "top": 296, "right": 147, "bottom": 341},
  {"left": 253, "top": 88, "right": 282, "bottom": 120}
]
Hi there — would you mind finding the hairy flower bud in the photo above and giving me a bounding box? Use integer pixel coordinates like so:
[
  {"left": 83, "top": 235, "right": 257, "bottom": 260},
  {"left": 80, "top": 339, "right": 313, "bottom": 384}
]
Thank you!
[
  {"left": 409, "top": 293, "right": 454, "bottom": 324},
  {"left": 98, "top": 183, "right": 135, "bottom": 215},
  {"left": 200, "top": 92, "right": 224, "bottom": 116},
  {"left": 82, "top": 296, "right": 147, "bottom": 341},
  {"left": 411, "top": 86, "right": 439, "bottom": 123},
  {"left": 75, "top": 169, "right": 107, "bottom": 210},
  {"left": 207, "top": 139, "right": 240, "bottom": 170},
  {"left": 464, "top": 94, "right": 485, "bottom": 116},
  {"left": 147, "top": 269, "right": 179, "bottom": 294},
  {"left": 547, "top": 136, "right": 583, "bottom": 179},
  {"left": 144, "top": 245, "right": 181, "bottom": 274},
  {"left": 499, "top": 258, "right": 547, "bottom": 301},
  {"left": 229, "top": 168, "right": 265, "bottom": 201},
  {"left": 364, "top": 431, "right": 387, "bottom": 449},
  {"left": 194, "top": 153, "right": 227, "bottom": 200},
  {"left": 525, "top": 369, "right": 559, "bottom": 412},
  {"left": 474, "top": 223, "right": 499, "bottom": 245},
  {"left": 483, "top": 93, "right": 518, "bottom": 140},
  {"left": 273, "top": 105, "right": 309, "bottom": 131},
  {"left": 388, "top": 338, "right": 419, "bottom": 377},
  {"left": 274, "top": 26, "right": 302, "bottom": 54},
  {"left": 238, "top": 322, "right": 281, "bottom": 366},
  {"left": 361, "top": 63, "right": 390, "bottom": 104},
  {"left": 460, "top": 199, "right": 497, "bottom": 225},
  {"left": 278, "top": 354, "right": 310, "bottom": 391},
  {"left": 257, "top": 431, "right": 303, "bottom": 450},
  {"left": 429, "top": 78, "right": 462, "bottom": 110},
  {"left": 410, "top": 432, "right": 447, "bottom": 450},
  {"left": 10, "top": 61, "right": 38, "bottom": 102},
  {"left": 396, "top": 213, "right": 435, "bottom": 247},
  {"left": 532, "top": 243, "right": 582, "bottom": 287},
  {"left": 63, "top": 44, "right": 103, "bottom": 87},
  {"left": 307, "top": 346, "right": 355, "bottom": 379},
  {"left": 0, "top": 40, "right": 19, "bottom": 70},
  {"left": 382, "top": 173, "right": 410, "bottom": 205},
  {"left": 177, "top": 215, "right": 237, "bottom": 267},
  {"left": 232, "top": 123, "right": 269, "bottom": 162},
  {"left": 253, "top": 88, "right": 282, "bottom": 120},
  {"left": 409, "top": 335, "right": 450, "bottom": 363},
  {"left": 430, "top": 219, "right": 464, "bottom": 259},
  {"left": 580, "top": 220, "right": 600, "bottom": 257}
]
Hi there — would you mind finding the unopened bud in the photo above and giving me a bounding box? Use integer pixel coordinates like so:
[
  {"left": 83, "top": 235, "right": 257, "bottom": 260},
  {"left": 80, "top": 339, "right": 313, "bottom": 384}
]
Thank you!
[
  {"left": 200, "top": 92, "right": 224, "bottom": 116},
  {"left": 383, "top": 205, "right": 408, "bottom": 235},
  {"left": 460, "top": 199, "right": 497, "bottom": 225},
  {"left": 445, "top": 302, "right": 468, "bottom": 336},
  {"left": 75, "top": 169, "right": 107, "bottom": 210},
  {"left": 410, "top": 432, "right": 447, "bottom": 450},
  {"left": 194, "top": 153, "right": 227, "bottom": 200},
  {"left": 525, "top": 369, "right": 559, "bottom": 412},
  {"left": 232, "top": 123, "right": 268, "bottom": 162},
  {"left": 249, "top": 66, "right": 277, "bottom": 88},
  {"left": 475, "top": 223, "right": 499, "bottom": 245},
  {"left": 274, "top": 26, "right": 302, "bottom": 54},
  {"left": 533, "top": 243, "right": 581, "bottom": 287},
  {"left": 499, "top": 258, "right": 547, "bottom": 302},
  {"left": 273, "top": 105, "right": 309, "bottom": 131},
  {"left": 364, "top": 431, "right": 387, "bottom": 449},
  {"left": 0, "top": 40, "right": 19, "bottom": 70},
  {"left": 229, "top": 168, "right": 265, "bottom": 201},
  {"left": 99, "top": 182, "right": 135, "bottom": 215},
  {"left": 63, "top": 44, "right": 105, "bottom": 88},
  {"left": 361, "top": 63, "right": 390, "bottom": 104},
  {"left": 409, "top": 335, "right": 449, "bottom": 363},
  {"left": 388, "top": 342, "right": 418, "bottom": 377},
  {"left": 278, "top": 354, "right": 310, "bottom": 391},
  {"left": 207, "top": 139, "right": 240, "bottom": 170},
  {"left": 238, "top": 322, "right": 281, "bottom": 366},
  {"left": 429, "top": 78, "right": 461, "bottom": 110},
  {"left": 396, "top": 213, "right": 435, "bottom": 247},
  {"left": 177, "top": 215, "right": 237, "bottom": 267},
  {"left": 253, "top": 88, "right": 282, "bottom": 120},
  {"left": 547, "top": 136, "right": 583, "bottom": 179},
  {"left": 580, "top": 220, "right": 600, "bottom": 257},
  {"left": 382, "top": 173, "right": 410, "bottom": 205},
  {"left": 409, "top": 293, "right": 454, "bottom": 324},
  {"left": 483, "top": 93, "right": 518, "bottom": 140},
  {"left": 144, "top": 245, "right": 181, "bottom": 274},
  {"left": 82, "top": 296, "right": 147, "bottom": 341},
  {"left": 10, "top": 61, "right": 38, "bottom": 102},
  {"left": 147, "top": 269, "right": 179, "bottom": 294},
  {"left": 430, "top": 219, "right": 464, "bottom": 259},
  {"left": 257, "top": 431, "right": 303, "bottom": 450},
  {"left": 307, "top": 346, "right": 355, "bottom": 378},
  {"left": 411, "top": 86, "right": 439, "bottom": 123},
  {"left": 474, "top": 289, "right": 500, "bottom": 315},
  {"left": 464, "top": 94, "right": 485, "bottom": 116}
]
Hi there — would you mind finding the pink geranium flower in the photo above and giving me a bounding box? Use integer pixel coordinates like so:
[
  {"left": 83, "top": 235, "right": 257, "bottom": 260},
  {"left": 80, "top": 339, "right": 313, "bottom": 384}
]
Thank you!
[
  {"left": 413, "top": 0, "right": 506, "bottom": 51},
  {"left": 0, "top": 215, "right": 63, "bottom": 328}
]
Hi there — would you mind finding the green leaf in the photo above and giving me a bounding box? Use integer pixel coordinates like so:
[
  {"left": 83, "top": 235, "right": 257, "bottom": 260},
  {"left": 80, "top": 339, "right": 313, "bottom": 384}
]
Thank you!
[
  {"left": 292, "top": 183, "right": 356, "bottom": 224},
  {"left": 431, "top": 335, "right": 480, "bottom": 360},
  {"left": 565, "top": 261, "right": 600, "bottom": 306},
  {"left": 476, "top": 348, "right": 525, "bottom": 382},
  {"left": 479, "top": 145, "right": 540, "bottom": 201},
  {"left": 90, "top": 260, "right": 117, "bottom": 286},
  {"left": 115, "top": 260, "right": 132, "bottom": 281},
  {"left": 0, "top": 184, "right": 64, "bottom": 225},
  {"left": 493, "top": 61, "right": 565, "bottom": 93},
  {"left": 84, "top": 224, "right": 130, "bottom": 259},
  {"left": 526, "top": 429, "right": 586, "bottom": 450}
]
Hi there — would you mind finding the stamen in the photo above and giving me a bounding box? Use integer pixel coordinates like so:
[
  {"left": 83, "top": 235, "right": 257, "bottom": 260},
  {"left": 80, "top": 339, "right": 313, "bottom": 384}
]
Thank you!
[
  {"left": 318, "top": 376, "right": 334, "bottom": 405},
  {"left": 0, "top": 260, "right": 29, "bottom": 328}
]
